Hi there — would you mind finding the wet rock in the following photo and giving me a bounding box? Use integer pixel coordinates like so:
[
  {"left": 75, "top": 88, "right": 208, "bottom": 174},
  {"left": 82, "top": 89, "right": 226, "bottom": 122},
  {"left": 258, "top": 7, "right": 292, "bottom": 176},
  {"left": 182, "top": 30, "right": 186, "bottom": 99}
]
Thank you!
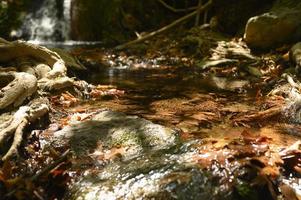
[
  {"left": 51, "top": 110, "right": 179, "bottom": 159},
  {"left": 199, "top": 40, "right": 258, "bottom": 70},
  {"left": 199, "top": 59, "right": 238, "bottom": 70},
  {"left": 207, "top": 75, "right": 250, "bottom": 93},
  {"left": 70, "top": 151, "right": 235, "bottom": 200},
  {"left": 289, "top": 42, "right": 301, "bottom": 73},
  {"left": 50, "top": 111, "right": 238, "bottom": 199},
  {"left": 51, "top": 111, "right": 279, "bottom": 200},
  {"left": 244, "top": 1, "right": 301, "bottom": 50}
]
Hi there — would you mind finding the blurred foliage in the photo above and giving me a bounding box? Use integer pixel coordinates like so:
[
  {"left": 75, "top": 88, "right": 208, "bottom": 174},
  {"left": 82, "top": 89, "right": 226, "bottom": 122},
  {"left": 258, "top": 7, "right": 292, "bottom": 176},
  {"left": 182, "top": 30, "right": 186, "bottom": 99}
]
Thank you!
[
  {"left": 71, "top": 0, "right": 180, "bottom": 44},
  {"left": 0, "top": 0, "right": 30, "bottom": 38}
]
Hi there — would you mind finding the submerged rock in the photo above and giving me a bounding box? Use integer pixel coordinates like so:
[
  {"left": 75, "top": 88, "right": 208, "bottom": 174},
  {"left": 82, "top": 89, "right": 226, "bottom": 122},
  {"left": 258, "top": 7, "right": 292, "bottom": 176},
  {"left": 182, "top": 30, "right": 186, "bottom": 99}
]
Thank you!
[
  {"left": 49, "top": 111, "right": 237, "bottom": 200},
  {"left": 207, "top": 75, "right": 250, "bottom": 93},
  {"left": 71, "top": 153, "right": 233, "bottom": 200},
  {"left": 47, "top": 110, "right": 281, "bottom": 200}
]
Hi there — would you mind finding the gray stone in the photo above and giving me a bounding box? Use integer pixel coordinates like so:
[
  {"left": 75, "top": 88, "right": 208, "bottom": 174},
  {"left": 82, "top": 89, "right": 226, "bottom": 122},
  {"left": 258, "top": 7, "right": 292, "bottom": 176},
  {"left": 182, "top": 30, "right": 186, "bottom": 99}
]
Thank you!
[
  {"left": 289, "top": 42, "right": 301, "bottom": 72},
  {"left": 72, "top": 156, "right": 215, "bottom": 200},
  {"left": 244, "top": 6, "right": 301, "bottom": 49},
  {"left": 208, "top": 75, "right": 250, "bottom": 92},
  {"left": 52, "top": 111, "right": 254, "bottom": 200},
  {"left": 52, "top": 110, "right": 179, "bottom": 159}
]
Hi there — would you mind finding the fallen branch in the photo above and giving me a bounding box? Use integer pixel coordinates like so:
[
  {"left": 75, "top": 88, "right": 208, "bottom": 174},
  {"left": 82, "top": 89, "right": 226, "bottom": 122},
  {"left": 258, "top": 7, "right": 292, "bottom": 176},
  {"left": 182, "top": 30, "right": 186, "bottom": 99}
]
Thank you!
[
  {"left": 233, "top": 106, "right": 282, "bottom": 124},
  {"left": 115, "top": 0, "right": 213, "bottom": 50},
  {"left": 195, "top": 0, "right": 202, "bottom": 26},
  {"left": 157, "top": 0, "right": 198, "bottom": 13},
  {"left": 31, "top": 149, "right": 71, "bottom": 182}
]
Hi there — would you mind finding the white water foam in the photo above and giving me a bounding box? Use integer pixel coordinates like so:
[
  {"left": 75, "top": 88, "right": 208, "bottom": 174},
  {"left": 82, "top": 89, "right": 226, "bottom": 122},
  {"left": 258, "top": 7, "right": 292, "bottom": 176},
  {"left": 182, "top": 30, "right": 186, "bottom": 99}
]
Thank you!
[{"left": 16, "top": 0, "right": 72, "bottom": 42}]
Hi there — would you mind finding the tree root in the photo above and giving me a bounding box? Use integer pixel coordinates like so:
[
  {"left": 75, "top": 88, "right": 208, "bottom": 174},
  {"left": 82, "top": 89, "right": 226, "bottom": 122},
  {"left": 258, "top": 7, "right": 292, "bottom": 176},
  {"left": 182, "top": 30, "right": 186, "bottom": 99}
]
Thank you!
[
  {"left": 0, "top": 38, "right": 68, "bottom": 79},
  {"left": 38, "top": 77, "right": 74, "bottom": 91},
  {"left": 0, "top": 72, "right": 37, "bottom": 109},
  {"left": 0, "top": 38, "right": 88, "bottom": 161},
  {"left": 0, "top": 39, "right": 62, "bottom": 68},
  {"left": 233, "top": 106, "right": 282, "bottom": 125},
  {"left": 157, "top": 0, "right": 198, "bottom": 13},
  {"left": 0, "top": 98, "right": 49, "bottom": 161},
  {"left": 0, "top": 38, "right": 81, "bottom": 110}
]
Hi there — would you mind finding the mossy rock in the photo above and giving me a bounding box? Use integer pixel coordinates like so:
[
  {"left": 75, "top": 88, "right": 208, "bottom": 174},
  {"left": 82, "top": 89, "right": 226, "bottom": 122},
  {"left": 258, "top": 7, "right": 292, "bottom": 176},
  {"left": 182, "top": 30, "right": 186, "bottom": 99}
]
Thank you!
[{"left": 51, "top": 110, "right": 179, "bottom": 159}]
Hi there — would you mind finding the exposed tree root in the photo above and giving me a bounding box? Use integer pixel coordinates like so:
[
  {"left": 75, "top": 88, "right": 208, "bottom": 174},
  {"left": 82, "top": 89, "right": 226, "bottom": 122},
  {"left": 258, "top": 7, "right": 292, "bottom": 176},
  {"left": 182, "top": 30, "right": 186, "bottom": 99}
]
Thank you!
[
  {"left": 0, "top": 98, "right": 49, "bottom": 161},
  {"left": 38, "top": 76, "right": 74, "bottom": 91},
  {"left": 0, "top": 72, "right": 37, "bottom": 109},
  {"left": 290, "top": 42, "right": 301, "bottom": 73},
  {"left": 0, "top": 38, "right": 78, "bottom": 110},
  {"left": 0, "top": 38, "right": 83, "bottom": 160},
  {"left": 0, "top": 39, "right": 63, "bottom": 69}
]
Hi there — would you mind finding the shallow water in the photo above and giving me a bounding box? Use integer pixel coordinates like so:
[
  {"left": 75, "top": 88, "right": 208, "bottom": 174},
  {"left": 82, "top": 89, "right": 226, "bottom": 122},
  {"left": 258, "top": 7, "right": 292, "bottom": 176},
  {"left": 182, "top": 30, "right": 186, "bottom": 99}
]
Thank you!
[
  {"left": 77, "top": 63, "right": 258, "bottom": 132},
  {"left": 54, "top": 52, "right": 301, "bottom": 199},
  {"left": 28, "top": 40, "right": 103, "bottom": 49}
]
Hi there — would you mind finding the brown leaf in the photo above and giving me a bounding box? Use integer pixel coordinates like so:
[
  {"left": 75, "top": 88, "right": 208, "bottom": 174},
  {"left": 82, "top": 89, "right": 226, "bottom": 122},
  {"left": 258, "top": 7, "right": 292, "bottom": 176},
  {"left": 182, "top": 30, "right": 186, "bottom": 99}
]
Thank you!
[{"left": 280, "top": 184, "right": 299, "bottom": 200}]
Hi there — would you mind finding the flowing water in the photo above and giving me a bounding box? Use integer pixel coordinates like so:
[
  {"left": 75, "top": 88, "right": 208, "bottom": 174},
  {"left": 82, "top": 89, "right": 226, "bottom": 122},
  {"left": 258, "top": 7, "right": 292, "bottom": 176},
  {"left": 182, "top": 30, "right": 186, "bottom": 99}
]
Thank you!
[
  {"left": 52, "top": 54, "right": 301, "bottom": 199},
  {"left": 16, "top": 0, "right": 71, "bottom": 41},
  {"left": 15, "top": 0, "right": 102, "bottom": 47},
  {"left": 10, "top": 1, "right": 301, "bottom": 198}
]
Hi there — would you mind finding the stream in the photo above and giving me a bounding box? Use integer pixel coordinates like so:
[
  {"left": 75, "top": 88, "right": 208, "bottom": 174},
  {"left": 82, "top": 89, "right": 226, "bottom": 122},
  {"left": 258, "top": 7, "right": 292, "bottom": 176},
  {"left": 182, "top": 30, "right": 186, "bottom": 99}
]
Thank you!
[
  {"left": 40, "top": 49, "right": 301, "bottom": 200},
  {"left": 3, "top": 0, "right": 300, "bottom": 199}
]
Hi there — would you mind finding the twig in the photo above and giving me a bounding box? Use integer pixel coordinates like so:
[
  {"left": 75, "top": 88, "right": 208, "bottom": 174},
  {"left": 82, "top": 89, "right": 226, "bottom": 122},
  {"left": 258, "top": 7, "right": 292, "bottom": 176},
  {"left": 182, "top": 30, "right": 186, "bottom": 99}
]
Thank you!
[
  {"left": 4, "top": 149, "right": 71, "bottom": 199},
  {"left": 195, "top": 0, "right": 202, "bottom": 26},
  {"left": 157, "top": 0, "right": 197, "bottom": 13},
  {"left": 31, "top": 149, "right": 71, "bottom": 181},
  {"left": 115, "top": 0, "right": 213, "bottom": 50},
  {"left": 203, "top": 7, "right": 208, "bottom": 24}
]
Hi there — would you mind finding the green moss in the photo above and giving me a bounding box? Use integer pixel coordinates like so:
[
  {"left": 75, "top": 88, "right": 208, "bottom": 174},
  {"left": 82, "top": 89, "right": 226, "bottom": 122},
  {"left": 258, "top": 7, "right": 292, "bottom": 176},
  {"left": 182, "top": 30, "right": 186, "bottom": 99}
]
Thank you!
[
  {"left": 109, "top": 131, "right": 143, "bottom": 147},
  {"left": 235, "top": 182, "right": 258, "bottom": 200}
]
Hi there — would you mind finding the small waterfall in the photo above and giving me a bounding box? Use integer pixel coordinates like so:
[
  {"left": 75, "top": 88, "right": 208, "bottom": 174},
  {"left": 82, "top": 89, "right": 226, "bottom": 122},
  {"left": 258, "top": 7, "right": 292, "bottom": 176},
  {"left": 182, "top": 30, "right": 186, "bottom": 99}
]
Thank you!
[
  {"left": 17, "top": 0, "right": 71, "bottom": 42},
  {"left": 63, "top": 0, "right": 72, "bottom": 40}
]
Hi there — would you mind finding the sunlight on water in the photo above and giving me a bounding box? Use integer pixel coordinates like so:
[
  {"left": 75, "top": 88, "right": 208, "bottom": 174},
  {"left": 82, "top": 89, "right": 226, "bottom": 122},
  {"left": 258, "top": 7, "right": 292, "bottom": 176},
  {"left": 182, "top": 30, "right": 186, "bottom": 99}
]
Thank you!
[{"left": 27, "top": 40, "right": 102, "bottom": 47}]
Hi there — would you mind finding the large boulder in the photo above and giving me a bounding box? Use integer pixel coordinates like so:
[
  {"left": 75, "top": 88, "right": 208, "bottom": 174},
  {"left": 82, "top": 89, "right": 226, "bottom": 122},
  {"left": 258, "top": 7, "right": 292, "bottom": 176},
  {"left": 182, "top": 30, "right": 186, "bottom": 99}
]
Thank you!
[{"left": 244, "top": 1, "right": 301, "bottom": 50}]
